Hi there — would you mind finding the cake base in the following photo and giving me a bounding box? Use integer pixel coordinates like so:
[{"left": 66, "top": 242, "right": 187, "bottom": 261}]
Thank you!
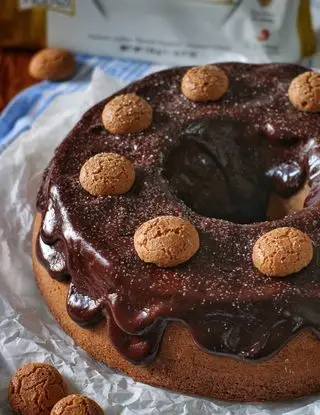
[{"left": 32, "top": 213, "right": 320, "bottom": 402}]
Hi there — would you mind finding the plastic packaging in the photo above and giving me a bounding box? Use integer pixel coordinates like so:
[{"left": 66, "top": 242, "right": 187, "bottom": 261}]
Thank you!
[{"left": 0, "top": 0, "right": 316, "bottom": 64}]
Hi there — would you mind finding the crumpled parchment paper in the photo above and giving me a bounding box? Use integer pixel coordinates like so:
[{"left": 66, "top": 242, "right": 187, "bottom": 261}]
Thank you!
[{"left": 1, "top": 68, "right": 320, "bottom": 414}]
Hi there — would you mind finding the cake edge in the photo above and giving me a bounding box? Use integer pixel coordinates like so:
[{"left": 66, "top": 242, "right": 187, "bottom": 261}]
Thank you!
[{"left": 32, "top": 213, "right": 320, "bottom": 402}]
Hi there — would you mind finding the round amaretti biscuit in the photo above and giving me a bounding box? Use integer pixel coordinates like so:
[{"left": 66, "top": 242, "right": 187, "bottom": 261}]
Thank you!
[
  {"left": 8, "top": 362, "right": 67, "bottom": 415},
  {"left": 102, "top": 93, "right": 152, "bottom": 134},
  {"left": 288, "top": 71, "right": 320, "bottom": 112},
  {"left": 134, "top": 216, "right": 200, "bottom": 267},
  {"left": 33, "top": 213, "right": 320, "bottom": 402},
  {"left": 252, "top": 227, "right": 313, "bottom": 277},
  {"left": 29, "top": 48, "right": 76, "bottom": 81},
  {"left": 181, "top": 65, "right": 229, "bottom": 102},
  {"left": 79, "top": 152, "right": 135, "bottom": 196},
  {"left": 51, "top": 394, "right": 103, "bottom": 415}
]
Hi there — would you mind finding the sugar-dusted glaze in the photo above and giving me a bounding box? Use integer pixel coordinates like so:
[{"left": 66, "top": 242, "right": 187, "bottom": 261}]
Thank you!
[{"left": 36, "top": 63, "right": 320, "bottom": 365}]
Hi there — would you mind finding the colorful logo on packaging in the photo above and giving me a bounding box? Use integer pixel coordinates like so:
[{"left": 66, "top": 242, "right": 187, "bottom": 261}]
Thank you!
[{"left": 19, "top": 0, "right": 75, "bottom": 15}]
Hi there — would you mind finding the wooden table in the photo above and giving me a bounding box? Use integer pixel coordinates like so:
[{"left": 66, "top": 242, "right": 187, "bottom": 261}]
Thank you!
[{"left": 0, "top": 49, "right": 38, "bottom": 112}]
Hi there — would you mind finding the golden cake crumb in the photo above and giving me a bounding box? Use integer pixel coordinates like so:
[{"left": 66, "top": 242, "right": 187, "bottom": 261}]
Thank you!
[
  {"left": 288, "top": 71, "right": 320, "bottom": 112},
  {"left": 79, "top": 152, "right": 135, "bottom": 196},
  {"left": 252, "top": 227, "right": 313, "bottom": 277},
  {"left": 51, "top": 394, "right": 103, "bottom": 415},
  {"left": 181, "top": 65, "right": 229, "bottom": 102},
  {"left": 29, "top": 48, "right": 76, "bottom": 81},
  {"left": 134, "top": 215, "right": 200, "bottom": 267},
  {"left": 102, "top": 93, "right": 153, "bottom": 134},
  {"left": 8, "top": 363, "right": 67, "bottom": 415}
]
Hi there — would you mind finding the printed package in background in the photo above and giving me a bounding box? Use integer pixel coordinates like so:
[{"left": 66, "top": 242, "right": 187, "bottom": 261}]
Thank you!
[{"left": 43, "top": 0, "right": 316, "bottom": 65}]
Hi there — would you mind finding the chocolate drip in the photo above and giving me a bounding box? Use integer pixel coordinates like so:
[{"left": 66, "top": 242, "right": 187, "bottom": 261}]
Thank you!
[
  {"left": 36, "top": 63, "right": 320, "bottom": 365},
  {"left": 67, "top": 283, "right": 104, "bottom": 326}
]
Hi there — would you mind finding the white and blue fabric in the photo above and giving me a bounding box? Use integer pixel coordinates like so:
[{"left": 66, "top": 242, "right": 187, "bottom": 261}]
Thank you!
[{"left": 0, "top": 54, "right": 162, "bottom": 153}]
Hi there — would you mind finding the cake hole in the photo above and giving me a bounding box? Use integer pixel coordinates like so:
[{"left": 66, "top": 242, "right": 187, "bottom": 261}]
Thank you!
[{"left": 163, "top": 118, "right": 307, "bottom": 224}]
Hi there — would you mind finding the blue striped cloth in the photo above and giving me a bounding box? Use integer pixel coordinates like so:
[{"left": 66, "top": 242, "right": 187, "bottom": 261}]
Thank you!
[
  {"left": 0, "top": 54, "right": 158, "bottom": 153},
  {"left": 1, "top": 51, "right": 318, "bottom": 154}
]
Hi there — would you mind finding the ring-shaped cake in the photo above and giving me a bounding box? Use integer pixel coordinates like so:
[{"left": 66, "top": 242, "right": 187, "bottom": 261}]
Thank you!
[{"left": 33, "top": 63, "right": 320, "bottom": 402}]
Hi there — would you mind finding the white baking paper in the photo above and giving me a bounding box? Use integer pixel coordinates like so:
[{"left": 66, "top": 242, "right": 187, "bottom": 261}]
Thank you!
[{"left": 1, "top": 68, "right": 320, "bottom": 414}]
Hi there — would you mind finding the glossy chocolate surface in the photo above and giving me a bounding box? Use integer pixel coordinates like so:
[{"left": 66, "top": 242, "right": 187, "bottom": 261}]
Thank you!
[{"left": 36, "top": 63, "right": 320, "bottom": 365}]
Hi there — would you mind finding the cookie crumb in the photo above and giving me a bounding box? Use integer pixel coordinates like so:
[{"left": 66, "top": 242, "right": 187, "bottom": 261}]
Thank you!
[
  {"left": 102, "top": 93, "right": 152, "bottom": 134},
  {"left": 29, "top": 48, "right": 76, "bottom": 81},
  {"left": 288, "top": 71, "right": 320, "bottom": 112},
  {"left": 134, "top": 216, "right": 200, "bottom": 267},
  {"left": 80, "top": 152, "right": 135, "bottom": 196},
  {"left": 8, "top": 363, "right": 67, "bottom": 415},
  {"left": 51, "top": 394, "right": 103, "bottom": 415},
  {"left": 181, "top": 65, "right": 229, "bottom": 102},
  {"left": 252, "top": 227, "right": 313, "bottom": 277}
]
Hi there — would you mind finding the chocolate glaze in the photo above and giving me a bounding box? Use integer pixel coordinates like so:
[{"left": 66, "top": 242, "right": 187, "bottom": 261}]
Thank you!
[{"left": 36, "top": 63, "right": 320, "bottom": 365}]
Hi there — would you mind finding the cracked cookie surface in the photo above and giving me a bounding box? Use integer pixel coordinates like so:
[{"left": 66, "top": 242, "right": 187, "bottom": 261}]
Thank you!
[
  {"left": 181, "top": 65, "right": 229, "bottom": 102},
  {"left": 102, "top": 93, "right": 152, "bottom": 134},
  {"left": 8, "top": 363, "right": 67, "bottom": 415},
  {"left": 134, "top": 215, "right": 200, "bottom": 267},
  {"left": 51, "top": 394, "right": 103, "bottom": 415},
  {"left": 252, "top": 227, "right": 314, "bottom": 277},
  {"left": 79, "top": 152, "right": 135, "bottom": 196},
  {"left": 288, "top": 71, "right": 320, "bottom": 112}
]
